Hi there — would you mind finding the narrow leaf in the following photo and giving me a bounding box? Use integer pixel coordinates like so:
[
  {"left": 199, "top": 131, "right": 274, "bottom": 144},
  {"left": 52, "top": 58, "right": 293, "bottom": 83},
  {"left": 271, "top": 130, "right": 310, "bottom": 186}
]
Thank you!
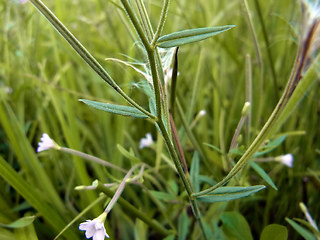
[
  {"left": 0, "top": 156, "right": 78, "bottom": 238},
  {"left": 203, "top": 143, "right": 223, "bottom": 154},
  {"left": 0, "top": 216, "right": 36, "bottom": 229},
  {"left": 149, "top": 191, "right": 175, "bottom": 201},
  {"left": 117, "top": 144, "right": 141, "bottom": 164},
  {"left": 190, "top": 152, "right": 200, "bottom": 192},
  {"left": 260, "top": 224, "right": 288, "bottom": 240},
  {"left": 79, "top": 99, "right": 148, "bottom": 118},
  {"left": 178, "top": 210, "right": 190, "bottom": 240},
  {"left": 286, "top": 218, "right": 317, "bottom": 240},
  {"left": 253, "top": 135, "right": 287, "bottom": 157},
  {"left": 197, "top": 185, "right": 265, "bottom": 203},
  {"left": 250, "top": 161, "right": 278, "bottom": 190},
  {"left": 163, "top": 235, "right": 175, "bottom": 240},
  {"left": 157, "top": 25, "right": 235, "bottom": 48}
]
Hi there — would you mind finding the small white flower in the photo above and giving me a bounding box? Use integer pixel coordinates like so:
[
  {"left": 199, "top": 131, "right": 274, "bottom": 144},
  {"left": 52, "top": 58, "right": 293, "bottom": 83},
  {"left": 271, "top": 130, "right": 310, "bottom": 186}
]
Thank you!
[
  {"left": 139, "top": 133, "right": 153, "bottom": 149},
  {"left": 79, "top": 212, "right": 109, "bottom": 240},
  {"left": 199, "top": 110, "right": 206, "bottom": 117},
  {"left": 37, "top": 133, "right": 59, "bottom": 152},
  {"left": 277, "top": 154, "right": 294, "bottom": 168},
  {"left": 18, "top": 0, "right": 28, "bottom": 4}
]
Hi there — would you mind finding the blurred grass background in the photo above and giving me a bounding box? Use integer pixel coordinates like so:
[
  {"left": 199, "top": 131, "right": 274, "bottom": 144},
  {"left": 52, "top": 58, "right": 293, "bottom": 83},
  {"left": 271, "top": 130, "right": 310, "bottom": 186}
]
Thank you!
[{"left": 0, "top": 0, "right": 319, "bottom": 239}]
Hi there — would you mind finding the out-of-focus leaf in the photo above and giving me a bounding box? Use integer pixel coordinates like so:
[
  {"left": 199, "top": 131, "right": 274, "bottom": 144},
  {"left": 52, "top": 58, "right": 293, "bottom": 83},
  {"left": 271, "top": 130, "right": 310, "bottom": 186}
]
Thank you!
[
  {"left": 150, "top": 191, "right": 175, "bottom": 201},
  {"left": 117, "top": 144, "right": 141, "bottom": 164},
  {"left": 286, "top": 218, "right": 316, "bottom": 240},
  {"left": 253, "top": 135, "right": 287, "bottom": 157},
  {"left": 198, "top": 175, "right": 217, "bottom": 186},
  {"left": 178, "top": 210, "right": 190, "bottom": 240},
  {"left": 157, "top": 25, "right": 235, "bottom": 48},
  {"left": 197, "top": 185, "right": 265, "bottom": 203},
  {"left": 79, "top": 99, "right": 148, "bottom": 118},
  {"left": 163, "top": 235, "right": 175, "bottom": 240},
  {"left": 221, "top": 211, "right": 253, "bottom": 240},
  {"left": 0, "top": 216, "right": 35, "bottom": 229},
  {"left": 203, "top": 143, "right": 223, "bottom": 154},
  {"left": 190, "top": 152, "right": 200, "bottom": 192},
  {"left": 260, "top": 224, "right": 288, "bottom": 240},
  {"left": 250, "top": 161, "right": 278, "bottom": 190}
]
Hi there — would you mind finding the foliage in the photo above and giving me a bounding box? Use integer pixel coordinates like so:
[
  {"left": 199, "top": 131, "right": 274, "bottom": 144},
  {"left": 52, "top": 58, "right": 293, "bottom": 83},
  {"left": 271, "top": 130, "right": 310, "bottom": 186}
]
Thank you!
[{"left": 0, "top": 0, "right": 319, "bottom": 239}]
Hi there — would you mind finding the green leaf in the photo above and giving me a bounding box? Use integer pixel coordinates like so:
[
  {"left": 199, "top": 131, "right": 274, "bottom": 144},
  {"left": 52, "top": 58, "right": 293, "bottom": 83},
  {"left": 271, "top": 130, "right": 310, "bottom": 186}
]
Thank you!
[
  {"left": 79, "top": 99, "right": 148, "bottom": 118},
  {"left": 286, "top": 218, "right": 317, "bottom": 240},
  {"left": 178, "top": 210, "right": 190, "bottom": 240},
  {"left": 190, "top": 152, "right": 200, "bottom": 192},
  {"left": 204, "top": 143, "right": 224, "bottom": 154},
  {"left": 250, "top": 161, "right": 278, "bottom": 190},
  {"left": 0, "top": 156, "right": 78, "bottom": 239},
  {"left": 198, "top": 175, "right": 217, "bottom": 186},
  {"left": 294, "top": 219, "right": 320, "bottom": 237},
  {"left": 197, "top": 185, "right": 265, "bottom": 203},
  {"left": 0, "top": 216, "right": 36, "bottom": 229},
  {"left": 163, "top": 235, "right": 175, "bottom": 240},
  {"left": 221, "top": 212, "right": 253, "bottom": 240},
  {"left": 253, "top": 135, "right": 287, "bottom": 157},
  {"left": 149, "top": 191, "right": 175, "bottom": 201},
  {"left": 260, "top": 224, "right": 288, "bottom": 240},
  {"left": 157, "top": 25, "right": 235, "bottom": 48},
  {"left": 167, "top": 180, "right": 178, "bottom": 196},
  {"left": 117, "top": 144, "right": 141, "bottom": 164}
]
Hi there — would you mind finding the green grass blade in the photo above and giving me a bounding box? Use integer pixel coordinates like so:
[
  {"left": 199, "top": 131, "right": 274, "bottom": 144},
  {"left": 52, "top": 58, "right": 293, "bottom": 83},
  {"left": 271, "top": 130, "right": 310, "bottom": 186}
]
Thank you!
[
  {"left": 0, "top": 216, "right": 35, "bottom": 229},
  {"left": 0, "top": 156, "right": 78, "bottom": 239}
]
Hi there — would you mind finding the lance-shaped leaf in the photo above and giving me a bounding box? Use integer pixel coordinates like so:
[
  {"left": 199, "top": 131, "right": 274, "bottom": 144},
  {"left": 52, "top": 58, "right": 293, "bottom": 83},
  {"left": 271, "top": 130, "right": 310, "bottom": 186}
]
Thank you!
[
  {"left": 197, "top": 185, "right": 265, "bottom": 203},
  {"left": 0, "top": 216, "right": 36, "bottom": 229},
  {"left": 157, "top": 25, "right": 235, "bottom": 48},
  {"left": 79, "top": 99, "right": 148, "bottom": 118},
  {"left": 250, "top": 161, "right": 278, "bottom": 190}
]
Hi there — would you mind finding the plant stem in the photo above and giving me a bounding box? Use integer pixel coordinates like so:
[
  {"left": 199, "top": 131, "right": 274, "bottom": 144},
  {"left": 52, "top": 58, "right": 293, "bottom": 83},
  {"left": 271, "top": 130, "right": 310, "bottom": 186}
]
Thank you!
[
  {"left": 192, "top": 23, "right": 315, "bottom": 196},
  {"left": 158, "top": 120, "right": 208, "bottom": 240},
  {"left": 151, "top": 0, "right": 171, "bottom": 46},
  {"left": 96, "top": 182, "right": 173, "bottom": 236},
  {"left": 59, "top": 147, "right": 127, "bottom": 173},
  {"left": 29, "top": 0, "right": 156, "bottom": 120}
]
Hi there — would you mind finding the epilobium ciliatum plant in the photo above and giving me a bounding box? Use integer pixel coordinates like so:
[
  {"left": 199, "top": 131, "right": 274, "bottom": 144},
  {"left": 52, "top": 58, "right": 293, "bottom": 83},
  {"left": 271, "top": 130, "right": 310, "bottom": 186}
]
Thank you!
[{"left": 19, "top": 0, "right": 319, "bottom": 239}]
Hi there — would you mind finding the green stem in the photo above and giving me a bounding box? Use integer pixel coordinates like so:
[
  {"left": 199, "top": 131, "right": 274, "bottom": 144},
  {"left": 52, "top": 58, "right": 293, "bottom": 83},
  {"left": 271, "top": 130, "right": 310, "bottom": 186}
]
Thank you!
[
  {"left": 158, "top": 120, "right": 208, "bottom": 240},
  {"left": 96, "top": 182, "right": 172, "bottom": 236},
  {"left": 157, "top": 121, "right": 193, "bottom": 195},
  {"left": 193, "top": 30, "right": 311, "bottom": 197},
  {"left": 113, "top": 2, "right": 207, "bottom": 239},
  {"left": 29, "top": 0, "right": 155, "bottom": 120},
  {"left": 134, "top": 0, "right": 154, "bottom": 41},
  {"left": 176, "top": 100, "right": 211, "bottom": 171},
  {"left": 151, "top": 0, "right": 171, "bottom": 46},
  {"left": 59, "top": 147, "right": 127, "bottom": 173}
]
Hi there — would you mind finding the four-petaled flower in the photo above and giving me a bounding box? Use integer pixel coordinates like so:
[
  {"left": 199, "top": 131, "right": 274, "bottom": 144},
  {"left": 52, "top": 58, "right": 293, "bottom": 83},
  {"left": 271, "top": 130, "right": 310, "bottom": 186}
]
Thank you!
[
  {"left": 139, "top": 133, "right": 154, "bottom": 149},
  {"left": 79, "top": 212, "right": 109, "bottom": 240},
  {"left": 37, "top": 133, "right": 60, "bottom": 152},
  {"left": 277, "top": 154, "right": 294, "bottom": 168}
]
